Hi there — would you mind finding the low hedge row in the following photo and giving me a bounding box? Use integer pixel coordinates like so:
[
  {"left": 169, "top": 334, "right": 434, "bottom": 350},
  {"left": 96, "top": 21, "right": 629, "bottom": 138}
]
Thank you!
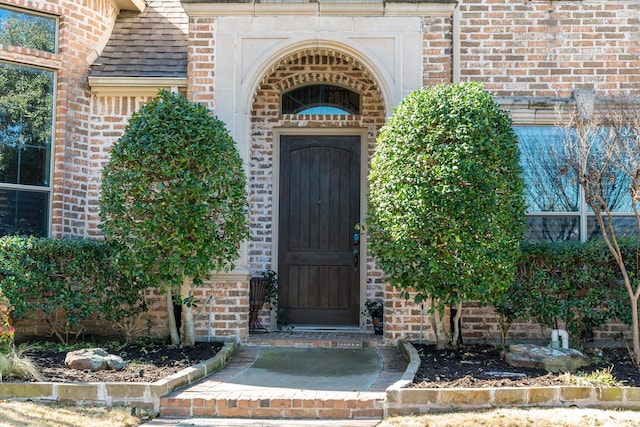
[
  {"left": 0, "top": 236, "right": 636, "bottom": 346},
  {"left": 0, "top": 236, "right": 146, "bottom": 344},
  {"left": 494, "top": 239, "right": 635, "bottom": 347}
]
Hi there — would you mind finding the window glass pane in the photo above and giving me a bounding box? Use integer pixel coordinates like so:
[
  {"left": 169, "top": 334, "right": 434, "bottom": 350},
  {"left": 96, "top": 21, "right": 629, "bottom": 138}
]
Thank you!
[
  {"left": 0, "top": 189, "right": 48, "bottom": 236},
  {"left": 587, "top": 216, "right": 639, "bottom": 240},
  {"left": 0, "top": 6, "right": 56, "bottom": 53},
  {"left": 517, "top": 126, "right": 579, "bottom": 212},
  {"left": 297, "top": 106, "right": 351, "bottom": 115},
  {"left": 0, "top": 62, "right": 53, "bottom": 187},
  {"left": 573, "top": 127, "right": 634, "bottom": 213},
  {"left": 525, "top": 215, "right": 580, "bottom": 242},
  {"left": 282, "top": 85, "right": 360, "bottom": 115}
]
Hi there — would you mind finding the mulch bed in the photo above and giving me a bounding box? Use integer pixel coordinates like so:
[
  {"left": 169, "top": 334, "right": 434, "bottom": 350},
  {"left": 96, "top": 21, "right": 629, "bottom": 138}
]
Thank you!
[
  {"left": 5, "top": 340, "right": 223, "bottom": 383},
  {"left": 412, "top": 343, "right": 640, "bottom": 388},
  {"left": 8, "top": 339, "right": 640, "bottom": 388}
]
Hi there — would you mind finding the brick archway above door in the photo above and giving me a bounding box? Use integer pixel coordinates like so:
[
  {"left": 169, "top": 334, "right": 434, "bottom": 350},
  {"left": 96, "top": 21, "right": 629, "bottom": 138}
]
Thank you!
[
  {"left": 248, "top": 48, "right": 387, "bottom": 327},
  {"left": 254, "top": 48, "right": 382, "bottom": 104}
]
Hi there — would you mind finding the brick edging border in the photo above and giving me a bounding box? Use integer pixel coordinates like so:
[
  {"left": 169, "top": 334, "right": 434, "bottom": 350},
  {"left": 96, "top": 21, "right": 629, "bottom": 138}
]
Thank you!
[
  {"left": 0, "top": 339, "right": 237, "bottom": 413},
  {"left": 386, "top": 340, "right": 640, "bottom": 416}
]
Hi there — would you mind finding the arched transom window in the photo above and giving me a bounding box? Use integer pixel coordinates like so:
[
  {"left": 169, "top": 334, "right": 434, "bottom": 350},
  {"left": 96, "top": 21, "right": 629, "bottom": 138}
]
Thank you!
[{"left": 281, "top": 84, "right": 360, "bottom": 115}]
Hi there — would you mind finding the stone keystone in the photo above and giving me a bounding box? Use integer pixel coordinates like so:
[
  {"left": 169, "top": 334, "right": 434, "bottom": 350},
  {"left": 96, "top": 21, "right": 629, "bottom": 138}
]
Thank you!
[
  {"left": 503, "top": 343, "right": 590, "bottom": 373},
  {"left": 65, "top": 348, "right": 126, "bottom": 371}
]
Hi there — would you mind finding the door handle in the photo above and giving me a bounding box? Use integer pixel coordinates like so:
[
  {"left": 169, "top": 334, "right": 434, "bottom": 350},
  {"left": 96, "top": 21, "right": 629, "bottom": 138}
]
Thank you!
[{"left": 353, "top": 232, "right": 360, "bottom": 270}]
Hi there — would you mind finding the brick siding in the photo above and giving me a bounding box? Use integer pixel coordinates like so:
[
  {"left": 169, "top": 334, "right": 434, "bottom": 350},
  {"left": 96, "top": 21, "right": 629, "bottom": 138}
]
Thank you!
[
  {"left": 422, "top": 16, "right": 454, "bottom": 86},
  {"left": 459, "top": 0, "right": 640, "bottom": 97},
  {"left": 88, "top": 95, "right": 153, "bottom": 236},
  {"left": 187, "top": 16, "right": 215, "bottom": 110}
]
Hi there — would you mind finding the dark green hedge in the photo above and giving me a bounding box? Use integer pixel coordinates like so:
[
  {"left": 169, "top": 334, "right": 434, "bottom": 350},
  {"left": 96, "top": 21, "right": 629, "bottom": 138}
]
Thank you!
[
  {"left": 495, "top": 239, "right": 634, "bottom": 346},
  {"left": 0, "top": 236, "right": 146, "bottom": 343}
]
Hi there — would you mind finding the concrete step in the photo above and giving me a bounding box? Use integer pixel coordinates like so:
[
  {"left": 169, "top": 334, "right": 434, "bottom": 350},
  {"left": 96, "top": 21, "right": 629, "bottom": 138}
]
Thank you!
[
  {"left": 160, "top": 391, "right": 384, "bottom": 419},
  {"left": 245, "top": 330, "right": 384, "bottom": 348},
  {"left": 159, "top": 332, "right": 404, "bottom": 420}
]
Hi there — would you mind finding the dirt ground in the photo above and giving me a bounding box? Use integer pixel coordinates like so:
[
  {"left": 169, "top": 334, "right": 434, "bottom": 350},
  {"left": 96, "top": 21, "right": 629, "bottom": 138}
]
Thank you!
[
  {"left": 412, "top": 343, "right": 640, "bottom": 388},
  {"left": 6, "top": 340, "right": 222, "bottom": 383}
]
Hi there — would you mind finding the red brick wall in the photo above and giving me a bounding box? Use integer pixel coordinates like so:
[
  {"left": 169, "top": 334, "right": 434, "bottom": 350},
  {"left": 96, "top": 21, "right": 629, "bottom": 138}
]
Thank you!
[
  {"left": 187, "top": 16, "right": 215, "bottom": 110},
  {"left": 459, "top": 0, "right": 640, "bottom": 97},
  {"left": 422, "top": 16, "right": 453, "bottom": 86}
]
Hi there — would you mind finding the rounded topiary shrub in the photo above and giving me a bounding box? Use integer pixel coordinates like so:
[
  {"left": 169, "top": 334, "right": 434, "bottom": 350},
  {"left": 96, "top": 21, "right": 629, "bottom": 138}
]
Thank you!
[
  {"left": 367, "top": 82, "right": 526, "bottom": 347},
  {"left": 99, "top": 90, "right": 248, "bottom": 346}
]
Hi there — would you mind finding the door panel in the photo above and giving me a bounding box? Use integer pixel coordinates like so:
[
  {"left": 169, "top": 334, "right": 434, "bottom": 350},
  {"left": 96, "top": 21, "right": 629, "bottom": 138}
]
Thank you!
[{"left": 279, "top": 135, "right": 360, "bottom": 325}]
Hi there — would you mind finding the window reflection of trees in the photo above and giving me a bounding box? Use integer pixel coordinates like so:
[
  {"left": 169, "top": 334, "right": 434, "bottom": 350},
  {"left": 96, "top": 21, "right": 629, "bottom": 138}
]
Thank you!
[
  {"left": 518, "top": 126, "right": 637, "bottom": 242},
  {"left": 0, "top": 6, "right": 55, "bottom": 236},
  {"left": 0, "top": 7, "right": 56, "bottom": 53},
  {"left": 518, "top": 127, "right": 579, "bottom": 241}
]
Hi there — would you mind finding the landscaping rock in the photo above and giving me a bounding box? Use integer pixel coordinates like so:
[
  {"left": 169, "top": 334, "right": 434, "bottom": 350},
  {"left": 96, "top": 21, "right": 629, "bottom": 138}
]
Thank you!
[
  {"left": 65, "top": 348, "right": 126, "bottom": 371},
  {"left": 503, "top": 344, "right": 590, "bottom": 373}
]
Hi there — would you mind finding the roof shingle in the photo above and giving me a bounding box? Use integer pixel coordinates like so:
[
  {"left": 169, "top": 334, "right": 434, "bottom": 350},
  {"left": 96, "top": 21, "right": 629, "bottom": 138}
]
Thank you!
[{"left": 91, "top": 0, "right": 188, "bottom": 78}]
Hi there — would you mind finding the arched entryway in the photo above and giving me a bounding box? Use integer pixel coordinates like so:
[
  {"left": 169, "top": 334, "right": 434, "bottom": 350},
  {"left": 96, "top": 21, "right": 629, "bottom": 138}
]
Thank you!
[{"left": 249, "top": 48, "right": 386, "bottom": 328}]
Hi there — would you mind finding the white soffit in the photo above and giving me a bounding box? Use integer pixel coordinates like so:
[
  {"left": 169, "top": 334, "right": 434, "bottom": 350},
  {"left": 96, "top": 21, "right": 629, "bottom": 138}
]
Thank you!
[{"left": 111, "top": 0, "right": 147, "bottom": 13}]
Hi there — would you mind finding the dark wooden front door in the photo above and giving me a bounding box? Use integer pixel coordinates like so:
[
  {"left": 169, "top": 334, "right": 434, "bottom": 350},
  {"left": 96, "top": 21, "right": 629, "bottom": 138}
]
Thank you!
[{"left": 279, "top": 135, "right": 360, "bottom": 326}]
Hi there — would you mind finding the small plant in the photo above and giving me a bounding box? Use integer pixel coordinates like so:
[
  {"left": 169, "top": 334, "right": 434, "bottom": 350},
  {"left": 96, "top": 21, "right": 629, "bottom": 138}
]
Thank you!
[
  {"left": 0, "top": 289, "right": 15, "bottom": 353},
  {"left": 363, "top": 300, "right": 383, "bottom": 318},
  {"left": 0, "top": 344, "right": 43, "bottom": 382},
  {"left": 259, "top": 270, "right": 292, "bottom": 330},
  {"left": 500, "top": 240, "right": 632, "bottom": 350},
  {"left": 560, "top": 366, "right": 623, "bottom": 387},
  {"left": 262, "top": 270, "right": 279, "bottom": 308},
  {"left": 0, "top": 237, "right": 148, "bottom": 345},
  {"left": 362, "top": 300, "right": 384, "bottom": 335}
]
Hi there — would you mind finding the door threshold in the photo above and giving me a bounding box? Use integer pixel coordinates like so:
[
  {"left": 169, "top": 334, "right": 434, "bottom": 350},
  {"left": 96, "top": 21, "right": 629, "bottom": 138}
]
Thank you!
[{"left": 290, "top": 325, "right": 363, "bottom": 332}]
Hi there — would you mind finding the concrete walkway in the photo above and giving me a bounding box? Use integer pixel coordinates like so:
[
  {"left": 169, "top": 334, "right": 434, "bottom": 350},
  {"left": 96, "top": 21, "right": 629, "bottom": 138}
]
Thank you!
[
  {"left": 144, "top": 343, "right": 408, "bottom": 425},
  {"left": 210, "top": 347, "right": 382, "bottom": 391}
]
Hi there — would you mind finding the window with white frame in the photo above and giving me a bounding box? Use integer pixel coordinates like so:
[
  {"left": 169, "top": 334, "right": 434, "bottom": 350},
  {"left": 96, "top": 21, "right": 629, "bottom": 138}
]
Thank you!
[
  {"left": 516, "top": 126, "right": 637, "bottom": 242},
  {"left": 0, "top": 6, "right": 56, "bottom": 236}
]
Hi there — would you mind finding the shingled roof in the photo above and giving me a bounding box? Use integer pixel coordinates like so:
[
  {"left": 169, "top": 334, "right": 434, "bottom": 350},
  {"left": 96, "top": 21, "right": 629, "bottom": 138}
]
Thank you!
[{"left": 91, "top": 0, "right": 188, "bottom": 78}]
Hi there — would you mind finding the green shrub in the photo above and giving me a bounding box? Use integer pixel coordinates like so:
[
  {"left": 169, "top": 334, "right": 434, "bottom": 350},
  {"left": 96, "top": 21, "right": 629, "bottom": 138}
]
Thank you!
[
  {"left": 0, "top": 288, "right": 14, "bottom": 353},
  {"left": 367, "top": 82, "right": 525, "bottom": 348},
  {"left": 495, "top": 239, "right": 631, "bottom": 347},
  {"left": 0, "top": 236, "right": 146, "bottom": 344},
  {"left": 99, "top": 90, "right": 249, "bottom": 346}
]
